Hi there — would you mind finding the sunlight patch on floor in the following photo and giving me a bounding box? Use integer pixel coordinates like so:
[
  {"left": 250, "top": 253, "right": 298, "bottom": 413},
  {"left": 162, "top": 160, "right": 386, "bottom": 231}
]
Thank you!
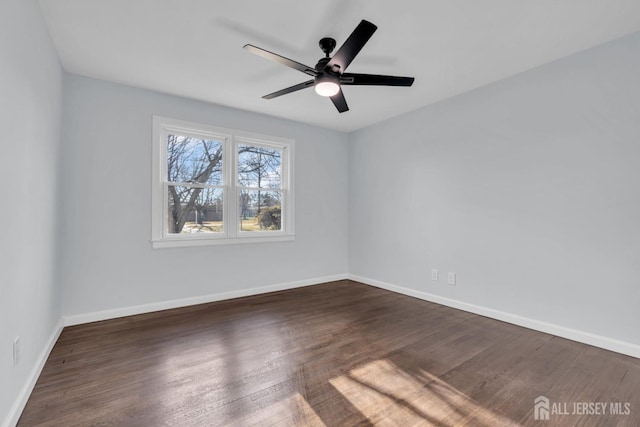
[{"left": 329, "top": 359, "right": 520, "bottom": 426}]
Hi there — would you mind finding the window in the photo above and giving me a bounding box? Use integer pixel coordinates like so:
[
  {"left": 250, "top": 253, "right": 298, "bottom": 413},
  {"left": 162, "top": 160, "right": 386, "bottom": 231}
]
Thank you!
[{"left": 152, "top": 116, "right": 294, "bottom": 248}]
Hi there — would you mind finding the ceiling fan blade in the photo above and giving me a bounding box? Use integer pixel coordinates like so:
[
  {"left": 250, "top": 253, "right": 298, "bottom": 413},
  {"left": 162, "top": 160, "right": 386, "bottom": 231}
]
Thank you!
[
  {"left": 326, "top": 20, "right": 377, "bottom": 73},
  {"left": 341, "top": 73, "right": 415, "bottom": 86},
  {"left": 243, "top": 44, "right": 318, "bottom": 77},
  {"left": 262, "top": 80, "right": 315, "bottom": 99},
  {"left": 330, "top": 89, "right": 349, "bottom": 113}
]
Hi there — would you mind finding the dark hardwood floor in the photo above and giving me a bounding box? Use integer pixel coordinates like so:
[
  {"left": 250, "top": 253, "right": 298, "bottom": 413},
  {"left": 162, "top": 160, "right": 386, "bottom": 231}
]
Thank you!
[{"left": 18, "top": 280, "right": 640, "bottom": 426}]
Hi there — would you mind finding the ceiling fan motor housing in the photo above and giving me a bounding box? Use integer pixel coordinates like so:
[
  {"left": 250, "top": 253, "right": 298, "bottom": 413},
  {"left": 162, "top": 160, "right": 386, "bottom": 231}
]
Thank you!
[
  {"left": 314, "top": 55, "right": 341, "bottom": 96},
  {"left": 315, "top": 56, "right": 331, "bottom": 71}
]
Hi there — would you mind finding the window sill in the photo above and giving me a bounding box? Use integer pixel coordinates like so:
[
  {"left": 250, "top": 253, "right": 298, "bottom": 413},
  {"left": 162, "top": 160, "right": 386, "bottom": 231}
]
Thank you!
[{"left": 151, "top": 234, "right": 295, "bottom": 249}]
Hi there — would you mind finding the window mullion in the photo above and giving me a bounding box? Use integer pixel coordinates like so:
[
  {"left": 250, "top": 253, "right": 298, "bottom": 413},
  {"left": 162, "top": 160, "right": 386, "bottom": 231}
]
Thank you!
[
  {"left": 166, "top": 182, "right": 224, "bottom": 190},
  {"left": 237, "top": 187, "right": 284, "bottom": 192},
  {"left": 226, "top": 135, "right": 238, "bottom": 237}
]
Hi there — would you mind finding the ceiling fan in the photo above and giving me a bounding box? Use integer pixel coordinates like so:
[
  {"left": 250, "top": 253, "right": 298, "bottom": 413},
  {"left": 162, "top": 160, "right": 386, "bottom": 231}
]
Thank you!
[{"left": 243, "top": 20, "right": 415, "bottom": 113}]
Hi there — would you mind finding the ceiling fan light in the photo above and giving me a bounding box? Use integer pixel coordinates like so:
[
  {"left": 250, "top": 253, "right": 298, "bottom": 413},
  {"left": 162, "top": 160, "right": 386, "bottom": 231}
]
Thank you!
[{"left": 315, "top": 76, "right": 340, "bottom": 97}]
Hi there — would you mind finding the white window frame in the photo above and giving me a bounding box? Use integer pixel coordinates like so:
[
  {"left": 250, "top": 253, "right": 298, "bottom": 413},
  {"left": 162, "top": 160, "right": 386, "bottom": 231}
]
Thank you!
[{"left": 151, "top": 116, "right": 294, "bottom": 248}]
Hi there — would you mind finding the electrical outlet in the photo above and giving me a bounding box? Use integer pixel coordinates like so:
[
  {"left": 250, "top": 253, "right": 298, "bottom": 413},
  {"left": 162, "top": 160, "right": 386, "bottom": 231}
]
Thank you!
[
  {"left": 13, "top": 336, "right": 21, "bottom": 367},
  {"left": 431, "top": 269, "right": 438, "bottom": 281},
  {"left": 448, "top": 272, "right": 456, "bottom": 286}
]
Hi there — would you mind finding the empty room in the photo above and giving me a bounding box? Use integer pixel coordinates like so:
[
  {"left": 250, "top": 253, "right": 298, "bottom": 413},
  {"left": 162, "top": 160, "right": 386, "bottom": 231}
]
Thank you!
[{"left": 2, "top": 1, "right": 640, "bottom": 426}]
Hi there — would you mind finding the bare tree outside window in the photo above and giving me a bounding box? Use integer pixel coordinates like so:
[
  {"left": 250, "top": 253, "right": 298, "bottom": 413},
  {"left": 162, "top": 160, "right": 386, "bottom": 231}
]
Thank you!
[
  {"left": 166, "top": 134, "right": 224, "bottom": 234},
  {"left": 237, "top": 145, "right": 283, "bottom": 231},
  {"left": 166, "top": 136, "right": 284, "bottom": 234}
]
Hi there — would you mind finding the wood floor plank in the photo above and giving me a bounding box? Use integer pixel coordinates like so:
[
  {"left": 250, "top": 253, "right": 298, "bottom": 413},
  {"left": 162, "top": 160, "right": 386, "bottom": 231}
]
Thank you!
[{"left": 17, "top": 280, "right": 640, "bottom": 426}]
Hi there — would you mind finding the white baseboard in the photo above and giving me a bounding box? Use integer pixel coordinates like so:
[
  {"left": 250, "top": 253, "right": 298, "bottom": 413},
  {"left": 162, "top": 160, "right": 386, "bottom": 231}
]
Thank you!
[
  {"left": 349, "top": 274, "right": 640, "bottom": 359},
  {"left": 3, "top": 318, "right": 64, "bottom": 427},
  {"left": 64, "top": 274, "right": 349, "bottom": 326}
]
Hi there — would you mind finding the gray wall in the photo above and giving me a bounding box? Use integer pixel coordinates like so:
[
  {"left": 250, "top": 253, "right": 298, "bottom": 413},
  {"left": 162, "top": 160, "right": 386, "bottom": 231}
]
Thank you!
[
  {"left": 349, "top": 33, "right": 640, "bottom": 345},
  {"left": 60, "top": 74, "right": 349, "bottom": 317},
  {"left": 0, "top": 0, "right": 63, "bottom": 421}
]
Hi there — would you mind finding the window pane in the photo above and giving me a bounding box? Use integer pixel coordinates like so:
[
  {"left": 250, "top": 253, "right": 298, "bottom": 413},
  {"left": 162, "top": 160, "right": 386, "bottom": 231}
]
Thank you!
[
  {"left": 239, "top": 190, "right": 282, "bottom": 232},
  {"left": 167, "top": 186, "right": 223, "bottom": 234},
  {"left": 237, "top": 145, "right": 282, "bottom": 188},
  {"left": 167, "top": 134, "right": 223, "bottom": 185}
]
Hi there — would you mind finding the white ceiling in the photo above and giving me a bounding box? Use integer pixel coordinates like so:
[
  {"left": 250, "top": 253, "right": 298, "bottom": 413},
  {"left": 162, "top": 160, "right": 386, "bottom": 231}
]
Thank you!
[{"left": 39, "top": 0, "right": 640, "bottom": 132}]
